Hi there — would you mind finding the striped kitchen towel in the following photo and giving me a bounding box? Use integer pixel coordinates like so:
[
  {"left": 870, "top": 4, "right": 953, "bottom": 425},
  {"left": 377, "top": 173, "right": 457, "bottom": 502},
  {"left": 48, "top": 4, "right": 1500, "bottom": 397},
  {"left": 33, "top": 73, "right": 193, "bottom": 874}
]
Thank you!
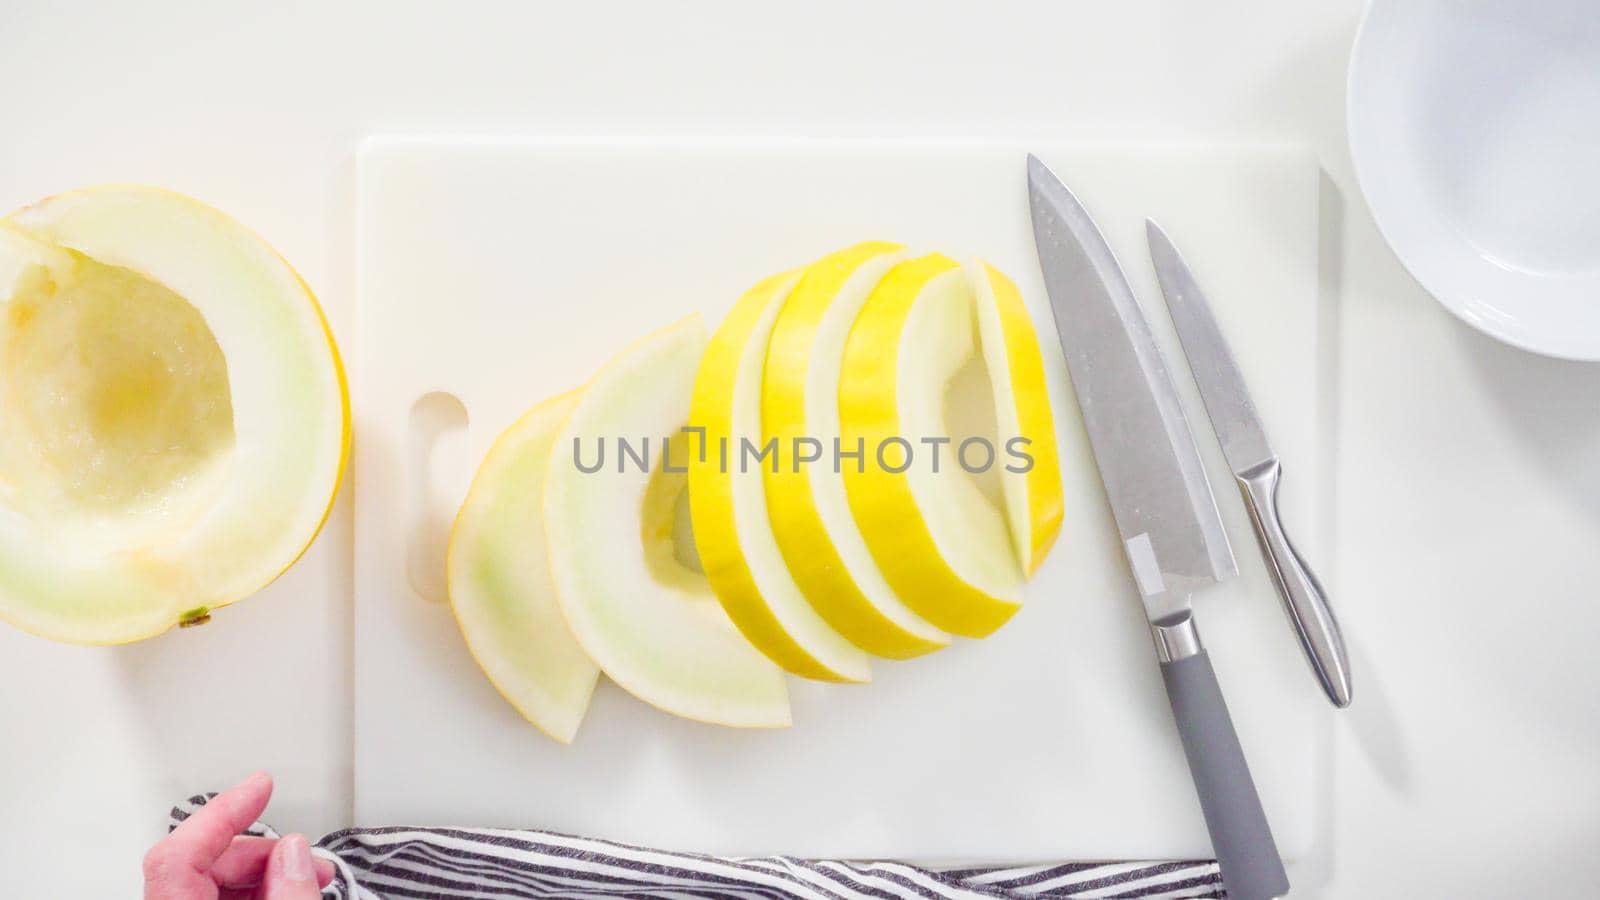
[{"left": 170, "top": 793, "right": 1225, "bottom": 899}]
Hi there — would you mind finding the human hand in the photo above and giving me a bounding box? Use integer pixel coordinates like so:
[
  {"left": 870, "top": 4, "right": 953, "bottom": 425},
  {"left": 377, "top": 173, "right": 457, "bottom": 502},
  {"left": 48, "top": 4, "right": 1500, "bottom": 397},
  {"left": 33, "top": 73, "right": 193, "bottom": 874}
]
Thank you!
[{"left": 142, "top": 772, "right": 335, "bottom": 899}]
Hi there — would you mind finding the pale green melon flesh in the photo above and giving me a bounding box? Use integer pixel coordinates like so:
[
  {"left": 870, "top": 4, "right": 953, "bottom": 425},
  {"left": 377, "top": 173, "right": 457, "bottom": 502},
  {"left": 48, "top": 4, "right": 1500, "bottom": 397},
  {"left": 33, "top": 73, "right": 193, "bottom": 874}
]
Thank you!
[
  {"left": 448, "top": 390, "right": 599, "bottom": 743},
  {"left": 543, "top": 316, "right": 790, "bottom": 728}
]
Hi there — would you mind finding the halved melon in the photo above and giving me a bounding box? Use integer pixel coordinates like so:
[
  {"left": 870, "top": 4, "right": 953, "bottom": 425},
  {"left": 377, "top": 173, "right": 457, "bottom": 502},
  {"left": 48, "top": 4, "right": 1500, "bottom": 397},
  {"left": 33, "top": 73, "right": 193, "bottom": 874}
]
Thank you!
[
  {"left": 688, "top": 270, "right": 871, "bottom": 683},
  {"left": 761, "top": 242, "right": 950, "bottom": 659},
  {"left": 967, "top": 260, "right": 1064, "bottom": 577},
  {"left": 838, "top": 253, "right": 1024, "bottom": 638},
  {"left": 447, "top": 389, "right": 600, "bottom": 743},
  {"left": 0, "top": 187, "right": 348, "bottom": 644},
  {"left": 545, "top": 315, "right": 790, "bottom": 727}
]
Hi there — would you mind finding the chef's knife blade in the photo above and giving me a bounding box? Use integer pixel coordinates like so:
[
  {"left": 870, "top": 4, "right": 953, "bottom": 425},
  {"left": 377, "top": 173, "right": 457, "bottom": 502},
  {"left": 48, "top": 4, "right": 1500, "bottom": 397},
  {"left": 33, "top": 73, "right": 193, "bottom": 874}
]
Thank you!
[
  {"left": 1147, "top": 219, "right": 1354, "bottom": 708},
  {"left": 1028, "top": 155, "right": 1288, "bottom": 900},
  {"left": 1025, "top": 155, "right": 1235, "bottom": 623}
]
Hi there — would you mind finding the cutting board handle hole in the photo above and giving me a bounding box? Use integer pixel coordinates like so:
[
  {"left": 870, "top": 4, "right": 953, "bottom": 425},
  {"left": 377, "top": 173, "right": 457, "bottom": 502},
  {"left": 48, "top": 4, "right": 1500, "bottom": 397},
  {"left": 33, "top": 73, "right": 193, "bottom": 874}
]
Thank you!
[{"left": 406, "top": 391, "right": 470, "bottom": 603}]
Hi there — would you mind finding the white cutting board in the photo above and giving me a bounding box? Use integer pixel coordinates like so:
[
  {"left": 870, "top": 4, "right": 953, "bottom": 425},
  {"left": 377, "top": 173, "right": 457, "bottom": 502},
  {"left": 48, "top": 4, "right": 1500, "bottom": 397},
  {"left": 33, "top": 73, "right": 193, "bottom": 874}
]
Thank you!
[{"left": 353, "top": 137, "right": 1327, "bottom": 862}]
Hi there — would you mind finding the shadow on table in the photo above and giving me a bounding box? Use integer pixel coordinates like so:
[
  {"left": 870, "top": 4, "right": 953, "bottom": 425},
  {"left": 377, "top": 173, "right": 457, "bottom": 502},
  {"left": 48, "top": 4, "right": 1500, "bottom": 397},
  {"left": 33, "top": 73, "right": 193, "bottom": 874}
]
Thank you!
[{"left": 1459, "top": 325, "right": 1600, "bottom": 518}]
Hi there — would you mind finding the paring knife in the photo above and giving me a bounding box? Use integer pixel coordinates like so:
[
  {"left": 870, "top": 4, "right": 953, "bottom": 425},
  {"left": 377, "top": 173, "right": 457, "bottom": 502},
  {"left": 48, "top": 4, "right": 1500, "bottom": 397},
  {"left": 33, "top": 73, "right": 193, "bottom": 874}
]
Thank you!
[
  {"left": 1027, "top": 155, "right": 1289, "bottom": 900},
  {"left": 1147, "top": 221, "right": 1353, "bottom": 709}
]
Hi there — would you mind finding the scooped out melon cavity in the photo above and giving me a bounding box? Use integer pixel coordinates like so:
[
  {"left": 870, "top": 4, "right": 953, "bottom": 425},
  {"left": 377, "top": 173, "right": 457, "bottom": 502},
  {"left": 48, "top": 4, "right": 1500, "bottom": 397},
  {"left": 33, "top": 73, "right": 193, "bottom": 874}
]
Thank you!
[
  {"left": 0, "top": 187, "right": 348, "bottom": 644},
  {"left": 1, "top": 245, "right": 233, "bottom": 532}
]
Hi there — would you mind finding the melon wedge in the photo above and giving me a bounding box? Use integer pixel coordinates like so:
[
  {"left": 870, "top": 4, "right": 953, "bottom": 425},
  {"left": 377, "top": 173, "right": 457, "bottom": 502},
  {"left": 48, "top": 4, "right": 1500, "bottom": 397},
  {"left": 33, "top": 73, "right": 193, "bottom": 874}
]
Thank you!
[
  {"left": 689, "top": 271, "right": 871, "bottom": 683},
  {"left": 839, "top": 253, "right": 1024, "bottom": 638},
  {"left": 967, "top": 260, "right": 1064, "bottom": 577},
  {"left": 447, "top": 390, "right": 599, "bottom": 743},
  {"left": 762, "top": 243, "right": 950, "bottom": 659},
  {"left": 0, "top": 187, "right": 348, "bottom": 644},
  {"left": 545, "top": 315, "right": 790, "bottom": 727}
]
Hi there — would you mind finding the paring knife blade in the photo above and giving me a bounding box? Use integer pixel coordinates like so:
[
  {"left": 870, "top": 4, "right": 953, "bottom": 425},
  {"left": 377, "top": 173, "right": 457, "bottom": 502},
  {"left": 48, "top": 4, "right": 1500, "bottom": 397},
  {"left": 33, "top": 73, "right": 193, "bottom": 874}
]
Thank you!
[
  {"left": 1147, "top": 219, "right": 1354, "bottom": 709},
  {"left": 1028, "top": 154, "right": 1289, "bottom": 900}
]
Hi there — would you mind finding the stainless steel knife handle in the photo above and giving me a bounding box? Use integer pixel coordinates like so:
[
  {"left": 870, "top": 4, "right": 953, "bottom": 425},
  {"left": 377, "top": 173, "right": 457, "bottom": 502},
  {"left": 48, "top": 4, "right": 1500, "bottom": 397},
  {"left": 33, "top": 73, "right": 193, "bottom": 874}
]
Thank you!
[
  {"left": 1155, "top": 614, "right": 1290, "bottom": 900},
  {"left": 1236, "top": 458, "right": 1353, "bottom": 708}
]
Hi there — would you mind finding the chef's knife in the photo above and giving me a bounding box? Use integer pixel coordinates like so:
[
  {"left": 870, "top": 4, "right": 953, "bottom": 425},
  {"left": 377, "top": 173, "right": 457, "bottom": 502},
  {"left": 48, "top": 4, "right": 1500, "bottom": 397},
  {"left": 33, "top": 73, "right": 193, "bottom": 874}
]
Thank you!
[
  {"left": 1147, "top": 220, "right": 1353, "bottom": 709},
  {"left": 1027, "top": 155, "right": 1289, "bottom": 900}
]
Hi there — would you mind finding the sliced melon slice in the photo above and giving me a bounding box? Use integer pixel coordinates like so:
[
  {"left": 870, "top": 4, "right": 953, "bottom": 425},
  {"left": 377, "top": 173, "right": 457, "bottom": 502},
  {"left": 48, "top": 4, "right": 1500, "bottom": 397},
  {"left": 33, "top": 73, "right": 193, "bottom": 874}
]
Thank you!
[
  {"left": 762, "top": 243, "right": 950, "bottom": 659},
  {"left": 545, "top": 315, "right": 790, "bottom": 727},
  {"left": 967, "top": 260, "right": 1064, "bottom": 577},
  {"left": 689, "top": 271, "right": 871, "bottom": 682},
  {"left": 448, "top": 389, "right": 599, "bottom": 742},
  {"left": 839, "top": 253, "right": 1024, "bottom": 638},
  {"left": 0, "top": 187, "right": 348, "bottom": 644}
]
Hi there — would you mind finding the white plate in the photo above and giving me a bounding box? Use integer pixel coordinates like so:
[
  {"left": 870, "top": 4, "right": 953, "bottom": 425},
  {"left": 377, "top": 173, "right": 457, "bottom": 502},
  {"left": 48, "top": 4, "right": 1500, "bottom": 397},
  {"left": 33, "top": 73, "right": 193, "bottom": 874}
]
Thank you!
[{"left": 1349, "top": 0, "right": 1600, "bottom": 360}]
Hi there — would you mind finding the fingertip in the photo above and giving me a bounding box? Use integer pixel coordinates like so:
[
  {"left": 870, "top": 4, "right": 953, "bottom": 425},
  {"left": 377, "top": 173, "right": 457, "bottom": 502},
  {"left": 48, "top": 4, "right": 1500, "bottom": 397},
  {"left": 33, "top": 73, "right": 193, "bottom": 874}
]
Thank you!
[
  {"left": 263, "top": 834, "right": 321, "bottom": 899},
  {"left": 240, "top": 771, "right": 274, "bottom": 806},
  {"left": 314, "top": 855, "right": 337, "bottom": 887},
  {"left": 277, "top": 833, "right": 315, "bottom": 881}
]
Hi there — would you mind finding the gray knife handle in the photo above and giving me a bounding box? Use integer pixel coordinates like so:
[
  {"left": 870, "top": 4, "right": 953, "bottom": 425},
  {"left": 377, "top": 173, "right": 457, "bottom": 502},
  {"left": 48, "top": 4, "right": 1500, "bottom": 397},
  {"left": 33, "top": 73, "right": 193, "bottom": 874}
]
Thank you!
[
  {"left": 1156, "top": 615, "right": 1290, "bottom": 900},
  {"left": 1236, "top": 458, "right": 1353, "bottom": 708}
]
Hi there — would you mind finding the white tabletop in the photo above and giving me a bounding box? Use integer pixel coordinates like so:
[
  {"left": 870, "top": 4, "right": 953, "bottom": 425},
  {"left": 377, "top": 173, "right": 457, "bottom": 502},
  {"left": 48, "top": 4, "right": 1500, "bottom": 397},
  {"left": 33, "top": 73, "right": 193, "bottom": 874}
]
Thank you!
[{"left": 2, "top": 2, "right": 1596, "bottom": 896}]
